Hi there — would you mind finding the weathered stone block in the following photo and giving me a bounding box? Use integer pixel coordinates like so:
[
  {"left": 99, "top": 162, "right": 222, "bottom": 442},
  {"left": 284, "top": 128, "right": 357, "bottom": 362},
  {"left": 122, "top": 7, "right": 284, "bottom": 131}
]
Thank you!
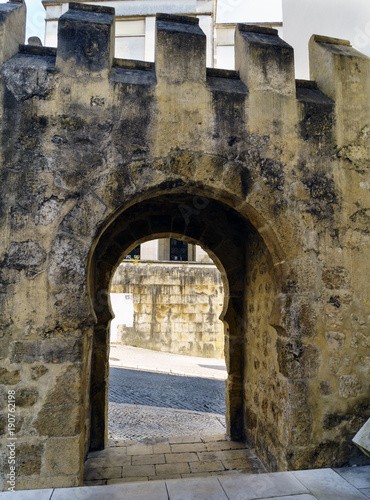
[
  {"left": 31, "top": 365, "right": 48, "bottom": 380},
  {"left": 15, "top": 388, "right": 38, "bottom": 407},
  {"left": 17, "top": 443, "right": 43, "bottom": 476},
  {"left": 0, "top": 413, "right": 23, "bottom": 436},
  {"left": 309, "top": 34, "right": 370, "bottom": 146},
  {"left": 0, "top": 1, "right": 26, "bottom": 65},
  {"left": 48, "top": 235, "right": 88, "bottom": 288},
  {"left": 339, "top": 375, "right": 362, "bottom": 399},
  {"left": 56, "top": 3, "right": 115, "bottom": 76},
  {"left": 9, "top": 339, "right": 83, "bottom": 364},
  {"left": 277, "top": 339, "right": 321, "bottom": 379},
  {"left": 325, "top": 331, "right": 346, "bottom": 351},
  {"left": 235, "top": 24, "right": 296, "bottom": 136},
  {"left": 0, "top": 368, "right": 20, "bottom": 385},
  {"left": 351, "top": 331, "right": 370, "bottom": 349},
  {"left": 319, "top": 381, "right": 333, "bottom": 396},
  {"left": 1, "top": 46, "right": 56, "bottom": 102},
  {"left": 15, "top": 475, "right": 79, "bottom": 490},
  {"left": 322, "top": 267, "right": 350, "bottom": 290},
  {"left": 33, "top": 404, "right": 81, "bottom": 437},
  {"left": 46, "top": 437, "right": 81, "bottom": 475},
  {"left": 2, "top": 241, "right": 46, "bottom": 279},
  {"left": 155, "top": 13, "right": 206, "bottom": 83}
]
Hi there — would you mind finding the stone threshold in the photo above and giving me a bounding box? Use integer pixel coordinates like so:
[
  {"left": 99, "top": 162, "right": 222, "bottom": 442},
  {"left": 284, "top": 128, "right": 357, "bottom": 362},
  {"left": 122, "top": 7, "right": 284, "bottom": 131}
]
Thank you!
[{"left": 84, "top": 434, "right": 266, "bottom": 485}]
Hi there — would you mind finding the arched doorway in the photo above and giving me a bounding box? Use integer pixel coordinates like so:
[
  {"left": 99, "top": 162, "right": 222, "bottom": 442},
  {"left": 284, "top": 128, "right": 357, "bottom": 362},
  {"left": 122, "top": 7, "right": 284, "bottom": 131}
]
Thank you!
[
  {"left": 88, "top": 191, "right": 285, "bottom": 469},
  {"left": 108, "top": 236, "right": 227, "bottom": 441}
]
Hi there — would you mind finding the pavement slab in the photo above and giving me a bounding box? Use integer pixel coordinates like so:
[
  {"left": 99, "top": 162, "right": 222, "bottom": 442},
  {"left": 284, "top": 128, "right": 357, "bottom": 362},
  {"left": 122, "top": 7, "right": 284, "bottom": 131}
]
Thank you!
[
  {"left": 51, "top": 481, "right": 168, "bottom": 500},
  {"left": 333, "top": 465, "right": 370, "bottom": 489},
  {"left": 83, "top": 436, "right": 265, "bottom": 485},
  {"left": 166, "top": 476, "right": 228, "bottom": 500},
  {"left": 0, "top": 490, "right": 53, "bottom": 500},
  {"left": 292, "top": 468, "right": 370, "bottom": 500},
  {"left": 218, "top": 471, "right": 309, "bottom": 500},
  {"left": 256, "top": 496, "right": 317, "bottom": 500}
]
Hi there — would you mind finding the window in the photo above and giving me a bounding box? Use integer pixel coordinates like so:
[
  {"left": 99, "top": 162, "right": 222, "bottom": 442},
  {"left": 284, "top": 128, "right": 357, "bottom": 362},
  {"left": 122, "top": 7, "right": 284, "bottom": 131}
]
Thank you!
[
  {"left": 170, "top": 239, "right": 188, "bottom": 261},
  {"left": 115, "top": 19, "right": 145, "bottom": 60},
  {"left": 125, "top": 245, "right": 140, "bottom": 260}
]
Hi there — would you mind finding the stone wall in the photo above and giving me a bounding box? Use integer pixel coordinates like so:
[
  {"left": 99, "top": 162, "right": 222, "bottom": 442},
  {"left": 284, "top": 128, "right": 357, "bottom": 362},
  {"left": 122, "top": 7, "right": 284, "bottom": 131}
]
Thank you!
[
  {"left": 111, "top": 262, "right": 224, "bottom": 358},
  {"left": 0, "top": 1, "right": 369, "bottom": 489}
]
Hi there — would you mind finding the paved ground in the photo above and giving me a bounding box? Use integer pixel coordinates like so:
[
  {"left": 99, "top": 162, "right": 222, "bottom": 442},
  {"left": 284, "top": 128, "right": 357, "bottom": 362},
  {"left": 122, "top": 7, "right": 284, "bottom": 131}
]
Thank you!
[
  {"left": 84, "top": 434, "right": 267, "bottom": 486},
  {"left": 108, "top": 346, "right": 227, "bottom": 441},
  {"left": 4, "top": 466, "right": 370, "bottom": 499}
]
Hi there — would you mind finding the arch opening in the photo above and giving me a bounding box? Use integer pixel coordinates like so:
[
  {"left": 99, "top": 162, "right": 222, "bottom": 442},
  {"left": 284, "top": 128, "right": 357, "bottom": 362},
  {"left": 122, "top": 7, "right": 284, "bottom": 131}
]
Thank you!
[
  {"left": 108, "top": 236, "right": 227, "bottom": 441},
  {"left": 109, "top": 235, "right": 227, "bottom": 358},
  {"left": 88, "top": 192, "right": 282, "bottom": 470}
]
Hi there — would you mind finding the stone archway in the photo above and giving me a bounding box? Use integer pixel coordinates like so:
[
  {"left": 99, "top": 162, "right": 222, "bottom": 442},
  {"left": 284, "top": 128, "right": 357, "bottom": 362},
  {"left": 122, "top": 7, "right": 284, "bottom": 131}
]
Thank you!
[
  {"left": 2, "top": 3, "right": 369, "bottom": 488},
  {"left": 88, "top": 190, "right": 284, "bottom": 470}
]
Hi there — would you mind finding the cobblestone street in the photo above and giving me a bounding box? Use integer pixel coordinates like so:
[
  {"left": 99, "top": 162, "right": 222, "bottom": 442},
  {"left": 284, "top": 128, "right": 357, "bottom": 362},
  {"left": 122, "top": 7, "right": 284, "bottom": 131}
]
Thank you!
[{"left": 108, "top": 347, "right": 227, "bottom": 441}]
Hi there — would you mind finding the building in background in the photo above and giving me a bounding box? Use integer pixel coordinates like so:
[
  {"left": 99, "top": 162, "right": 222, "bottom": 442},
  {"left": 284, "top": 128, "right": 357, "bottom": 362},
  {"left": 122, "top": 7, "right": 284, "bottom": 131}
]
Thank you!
[
  {"left": 41, "top": 0, "right": 370, "bottom": 77},
  {"left": 42, "top": 0, "right": 283, "bottom": 70},
  {"left": 125, "top": 239, "right": 210, "bottom": 262}
]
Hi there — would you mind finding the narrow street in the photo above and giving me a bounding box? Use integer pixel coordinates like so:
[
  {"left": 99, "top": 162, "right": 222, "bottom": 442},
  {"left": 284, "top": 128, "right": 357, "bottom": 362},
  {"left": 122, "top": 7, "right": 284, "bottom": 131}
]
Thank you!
[{"left": 108, "top": 345, "right": 227, "bottom": 440}]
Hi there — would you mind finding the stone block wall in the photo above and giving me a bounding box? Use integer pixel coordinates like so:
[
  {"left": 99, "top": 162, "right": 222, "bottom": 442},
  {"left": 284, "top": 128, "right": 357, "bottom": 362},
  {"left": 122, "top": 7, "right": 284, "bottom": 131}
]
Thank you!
[
  {"left": 0, "top": 1, "right": 369, "bottom": 489},
  {"left": 111, "top": 261, "right": 224, "bottom": 358}
]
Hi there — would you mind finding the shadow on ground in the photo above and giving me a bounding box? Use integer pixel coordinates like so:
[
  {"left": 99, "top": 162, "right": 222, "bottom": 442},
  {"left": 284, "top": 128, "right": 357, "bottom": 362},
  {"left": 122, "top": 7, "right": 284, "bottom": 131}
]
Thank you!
[{"left": 109, "top": 367, "right": 226, "bottom": 414}]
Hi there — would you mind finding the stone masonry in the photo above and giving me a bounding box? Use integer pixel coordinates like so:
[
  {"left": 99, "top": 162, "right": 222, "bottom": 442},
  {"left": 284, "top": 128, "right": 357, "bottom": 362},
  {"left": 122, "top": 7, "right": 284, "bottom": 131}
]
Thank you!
[
  {"left": 111, "top": 261, "right": 224, "bottom": 358},
  {"left": 0, "top": 0, "right": 369, "bottom": 490}
]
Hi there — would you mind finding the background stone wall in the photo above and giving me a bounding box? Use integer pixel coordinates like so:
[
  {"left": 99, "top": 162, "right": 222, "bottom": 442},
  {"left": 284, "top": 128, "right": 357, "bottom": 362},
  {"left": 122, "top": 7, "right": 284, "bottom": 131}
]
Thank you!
[{"left": 110, "top": 261, "right": 225, "bottom": 358}]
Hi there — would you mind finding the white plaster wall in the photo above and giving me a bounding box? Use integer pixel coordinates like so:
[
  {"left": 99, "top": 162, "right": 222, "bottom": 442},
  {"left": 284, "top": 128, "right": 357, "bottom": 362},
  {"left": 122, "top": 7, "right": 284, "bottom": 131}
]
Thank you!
[
  {"left": 110, "top": 293, "right": 134, "bottom": 342},
  {"left": 282, "top": 0, "right": 370, "bottom": 79},
  {"left": 216, "top": 0, "right": 283, "bottom": 24},
  {"left": 140, "top": 240, "right": 159, "bottom": 260}
]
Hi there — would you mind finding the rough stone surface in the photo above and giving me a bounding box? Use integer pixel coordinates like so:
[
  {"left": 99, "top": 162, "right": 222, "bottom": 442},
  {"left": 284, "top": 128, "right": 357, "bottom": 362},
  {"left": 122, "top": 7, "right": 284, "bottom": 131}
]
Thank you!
[
  {"left": 0, "top": 367, "right": 20, "bottom": 384},
  {"left": 0, "top": 4, "right": 369, "bottom": 490},
  {"left": 45, "top": 437, "right": 81, "bottom": 475},
  {"left": 16, "top": 443, "right": 44, "bottom": 476},
  {"left": 339, "top": 376, "right": 362, "bottom": 399},
  {"left": 111, "top": 262, "right": 224, "bottom": 358}
]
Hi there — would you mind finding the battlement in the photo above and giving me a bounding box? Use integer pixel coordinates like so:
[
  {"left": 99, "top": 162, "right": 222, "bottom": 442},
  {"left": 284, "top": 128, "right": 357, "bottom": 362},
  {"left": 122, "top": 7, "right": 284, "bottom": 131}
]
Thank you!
[{"left": 0, "top": 0, "right": 369, "bottom": 146}]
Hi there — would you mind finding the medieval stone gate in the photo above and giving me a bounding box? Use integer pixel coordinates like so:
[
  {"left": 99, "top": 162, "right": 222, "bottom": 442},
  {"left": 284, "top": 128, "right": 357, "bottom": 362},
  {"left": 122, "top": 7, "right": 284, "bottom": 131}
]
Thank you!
[{"left": 0, "top": 1, "right": 369, "bottom": 490}]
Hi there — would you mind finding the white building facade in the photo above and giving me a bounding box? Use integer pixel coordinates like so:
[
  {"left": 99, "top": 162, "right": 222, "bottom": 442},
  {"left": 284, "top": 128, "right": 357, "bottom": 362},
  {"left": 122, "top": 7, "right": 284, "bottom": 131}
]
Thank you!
[
  {"left": 41, "top": 0, "right": 370, "bottom": 77},
  {"left": 42, "top": 0, "right": 283, "bottom": 71}
]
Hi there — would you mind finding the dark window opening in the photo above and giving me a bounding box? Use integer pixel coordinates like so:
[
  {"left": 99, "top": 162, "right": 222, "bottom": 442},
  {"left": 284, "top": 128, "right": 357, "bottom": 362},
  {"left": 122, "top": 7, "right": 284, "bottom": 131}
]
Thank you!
[
  {"left": 125, "top": 245, "right": 141, "bottom": 260},
  {"left": 170, "top": 239, "right": 188, "bottom": 261}
]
